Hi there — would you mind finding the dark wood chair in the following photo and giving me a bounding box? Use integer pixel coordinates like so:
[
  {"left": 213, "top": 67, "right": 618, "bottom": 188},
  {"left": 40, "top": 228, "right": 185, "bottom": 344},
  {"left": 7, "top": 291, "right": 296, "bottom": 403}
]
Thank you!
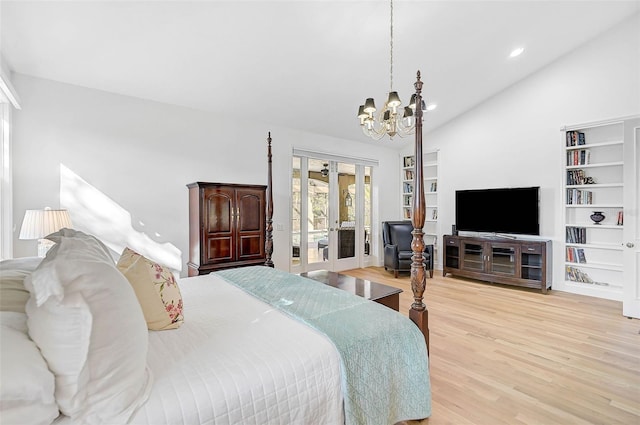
[{"left": 382, "top": 221, "right": 434, "bottom": 278}]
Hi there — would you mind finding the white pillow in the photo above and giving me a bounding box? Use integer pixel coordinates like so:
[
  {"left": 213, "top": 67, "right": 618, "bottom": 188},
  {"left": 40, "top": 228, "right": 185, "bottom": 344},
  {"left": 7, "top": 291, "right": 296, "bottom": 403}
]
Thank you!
[
  {"left": 24, "top": 229, "right": 152, "bottom": 424},
  {"left": 0, "top": 257, "right": 42, "bottom": 313},
  {"left": 0, "top": 311, "right": 59, "bottom": 425}
]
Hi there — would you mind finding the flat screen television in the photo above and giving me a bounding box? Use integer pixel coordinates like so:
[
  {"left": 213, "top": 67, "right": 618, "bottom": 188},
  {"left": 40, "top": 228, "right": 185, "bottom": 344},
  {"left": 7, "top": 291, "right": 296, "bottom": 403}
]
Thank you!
[{"left": 455, "top": 186, "right": 540, "bottom": 236}]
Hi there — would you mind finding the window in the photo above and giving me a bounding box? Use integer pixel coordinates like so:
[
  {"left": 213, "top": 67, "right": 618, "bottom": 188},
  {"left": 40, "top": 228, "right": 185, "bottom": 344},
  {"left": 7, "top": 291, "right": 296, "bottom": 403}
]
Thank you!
[{"left": 0, "top": 68, "right": 20, "bottom": 259}]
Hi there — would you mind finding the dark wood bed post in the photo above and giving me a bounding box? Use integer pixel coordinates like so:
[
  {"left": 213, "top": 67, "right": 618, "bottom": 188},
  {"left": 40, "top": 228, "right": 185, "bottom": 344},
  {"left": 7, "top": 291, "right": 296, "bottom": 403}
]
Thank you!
[
  {"left": 265, "top": 132, "right": 275, "bottom": 268},
  {"left": 409, "top": 71, "right": 429, "bottom": 352}
]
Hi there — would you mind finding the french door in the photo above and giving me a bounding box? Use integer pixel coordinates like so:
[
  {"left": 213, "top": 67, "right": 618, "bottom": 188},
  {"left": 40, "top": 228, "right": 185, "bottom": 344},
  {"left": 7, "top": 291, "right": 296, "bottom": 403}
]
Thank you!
[{"left": 291, "top": 152, "right": 373, "bottom": 273}]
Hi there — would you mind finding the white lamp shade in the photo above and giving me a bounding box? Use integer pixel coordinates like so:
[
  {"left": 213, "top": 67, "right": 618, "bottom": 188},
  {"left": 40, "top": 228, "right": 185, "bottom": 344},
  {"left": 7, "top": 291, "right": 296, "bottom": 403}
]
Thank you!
[{"left": 19, "top": 209, "right": 73, "bottom": 240}]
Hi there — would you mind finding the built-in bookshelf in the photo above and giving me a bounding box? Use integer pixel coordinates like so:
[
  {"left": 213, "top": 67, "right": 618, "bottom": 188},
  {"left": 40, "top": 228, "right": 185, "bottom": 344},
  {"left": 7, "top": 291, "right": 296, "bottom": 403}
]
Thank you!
[
  {"left": 401, "top": 150, "right": 439, "bottom": 265},
  {"left": 561, "top": 122, "right": 625, "bottom": 300},
  {"left": 401, "top": 154, "right": 415, "bottom": 220}
]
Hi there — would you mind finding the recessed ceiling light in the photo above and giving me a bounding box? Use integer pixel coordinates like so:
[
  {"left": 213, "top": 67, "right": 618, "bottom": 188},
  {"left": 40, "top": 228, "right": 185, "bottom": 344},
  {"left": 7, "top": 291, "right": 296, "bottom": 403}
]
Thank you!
[
  {"left": 426, "top": 104, "right": 437, "bottom": 111},
  {"left": 509, "top": 47, "right": 525, "bottom": 58}
]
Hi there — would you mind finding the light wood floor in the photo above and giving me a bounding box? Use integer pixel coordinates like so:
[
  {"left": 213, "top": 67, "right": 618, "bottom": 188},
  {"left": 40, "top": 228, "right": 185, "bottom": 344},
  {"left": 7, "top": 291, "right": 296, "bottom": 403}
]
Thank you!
[{"left": 341, "top": 267, "right": 640, "bottom": 425}]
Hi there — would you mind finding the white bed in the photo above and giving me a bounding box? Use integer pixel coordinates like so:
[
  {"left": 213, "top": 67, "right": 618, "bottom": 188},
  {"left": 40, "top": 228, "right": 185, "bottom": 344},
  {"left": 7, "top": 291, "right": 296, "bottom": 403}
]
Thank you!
[
  {"left": 1, "top": 231, "right": 431, "bottom": 425},
  {"left": 127, "top": 273, "right": 343, "bottom": 425}
]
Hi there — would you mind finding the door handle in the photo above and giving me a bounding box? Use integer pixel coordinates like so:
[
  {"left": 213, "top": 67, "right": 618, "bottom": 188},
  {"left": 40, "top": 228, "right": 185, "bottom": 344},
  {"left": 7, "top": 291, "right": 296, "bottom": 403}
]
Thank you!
[{"left": 627, "top": 242, "right": 635, "bottom": 248}]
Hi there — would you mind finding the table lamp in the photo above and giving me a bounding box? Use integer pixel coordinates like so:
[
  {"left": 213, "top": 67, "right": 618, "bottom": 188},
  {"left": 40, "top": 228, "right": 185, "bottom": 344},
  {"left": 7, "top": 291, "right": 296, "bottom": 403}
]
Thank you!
[{"left": 19, "top": 208, "right": 73, "bottom": 257}]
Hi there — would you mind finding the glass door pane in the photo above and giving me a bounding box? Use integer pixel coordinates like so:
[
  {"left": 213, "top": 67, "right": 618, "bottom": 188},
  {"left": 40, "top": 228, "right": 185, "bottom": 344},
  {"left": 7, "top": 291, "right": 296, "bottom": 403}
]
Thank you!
[
  {"left": 308, "top": 159, "right": 329, "bottom": 265},
  {"left": 336, "top": 162, "right": 356, "bottom": 261},
  {"left": 291, "top": 157, "right": 301, "bottom": 267},
  {"left": 490, "top": 245, "right": 516, "bottom": 276},
  {"left": 463, "top": 242, "right": 484, "bottom": 271},
  {"left": 364, "top": 166, "right": 372, "bottom": 258}
]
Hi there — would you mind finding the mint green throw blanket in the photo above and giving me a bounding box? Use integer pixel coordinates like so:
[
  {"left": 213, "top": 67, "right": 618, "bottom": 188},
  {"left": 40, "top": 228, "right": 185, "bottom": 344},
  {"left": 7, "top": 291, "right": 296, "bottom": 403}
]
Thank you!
[{"left": 216, "top": 266, "right": 431, "bottom": 425}]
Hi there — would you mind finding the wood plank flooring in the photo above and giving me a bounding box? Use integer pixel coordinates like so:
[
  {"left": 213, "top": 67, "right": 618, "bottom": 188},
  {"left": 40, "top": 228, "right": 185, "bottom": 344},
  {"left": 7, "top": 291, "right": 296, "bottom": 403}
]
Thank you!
[{"left": 341, "top": 267, "right": 640, "bottom": 425}]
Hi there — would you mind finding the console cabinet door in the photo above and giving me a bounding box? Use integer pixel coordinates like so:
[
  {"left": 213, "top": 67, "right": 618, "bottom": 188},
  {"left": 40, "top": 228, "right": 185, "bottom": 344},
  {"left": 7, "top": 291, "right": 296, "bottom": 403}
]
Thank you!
[
  {"left": 488, "top": 242, "right": 519, "bottom": 278},
  {"left": 444, "top": 236, "right": 460, "bottom": 271},
  {"left": 461, "top": 241, "right": 486, "bottom": 273}
]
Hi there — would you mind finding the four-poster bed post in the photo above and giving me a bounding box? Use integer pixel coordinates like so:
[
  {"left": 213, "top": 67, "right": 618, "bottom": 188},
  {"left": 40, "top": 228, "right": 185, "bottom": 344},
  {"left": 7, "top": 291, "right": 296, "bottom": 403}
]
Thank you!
[
  {"left": 265, "top": 132, "right": 274, "bottom": 268},
  {"left": 409, "top": 71, "right": 430, "bottom": 351}
]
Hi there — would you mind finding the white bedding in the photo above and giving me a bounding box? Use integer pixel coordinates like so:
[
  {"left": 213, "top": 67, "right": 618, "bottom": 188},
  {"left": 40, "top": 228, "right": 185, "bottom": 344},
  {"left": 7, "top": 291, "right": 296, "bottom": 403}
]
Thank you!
[{"left": 126, "top": 273, "right": 343, "bottom": 425}]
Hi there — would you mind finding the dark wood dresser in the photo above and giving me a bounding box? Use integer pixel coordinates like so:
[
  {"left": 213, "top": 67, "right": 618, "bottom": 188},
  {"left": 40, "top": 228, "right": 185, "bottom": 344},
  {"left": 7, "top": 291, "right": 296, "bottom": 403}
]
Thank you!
[{"left": 187, "top": 182, "right": 267, "bottom": 276}]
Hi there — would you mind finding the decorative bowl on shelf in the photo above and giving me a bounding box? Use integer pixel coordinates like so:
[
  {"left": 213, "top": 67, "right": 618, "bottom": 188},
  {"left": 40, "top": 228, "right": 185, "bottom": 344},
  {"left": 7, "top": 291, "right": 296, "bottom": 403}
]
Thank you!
[{"left": 590, "top": 211, "right": 605, "bottom": 225}]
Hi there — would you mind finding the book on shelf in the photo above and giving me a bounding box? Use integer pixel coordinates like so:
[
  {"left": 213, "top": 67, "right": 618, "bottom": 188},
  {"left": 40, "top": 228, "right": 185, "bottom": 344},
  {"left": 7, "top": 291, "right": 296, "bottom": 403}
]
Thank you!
[
  {"left": 404, "top": 209, "right": 411, "bottom": 219},
  {"left": 566, "top": 266, "right": 608, "bottom": 286},
  {"left": 577, "top": 249, "right": 587, "bottom": 263},
  {"left": 429, "top": 181, "right": 437, "bottom": 192},
  {"left": 566, "top": 130, "right": 586, "bottom": 147},
  {"left": 403, "top": 156, "right": 415, "bottom": 167},
  {"left": 566, "top": 247, "right": 587, "bottom": 263},
  {"left": 403, "top": 182, "right": 414, "bottom": 194},
  {"left": 404, "top": 195, "right": 413, "bottom": 206},
  {"left": 565, "top": 266, "right": 594, "bottom": 283},
  {"left": 566, "top": 188, "right": 593, "bottom": 205},
  {"left": 431, "top": 209, "right": 438, "bottom": 220},
  {"left": 617, "top": 211, "right": 624, "bottom": 225},
  {"left": 404, "top": 169, "right": 414, "bottom": 180},
  {"left": 566, "top": 169, "right": 587, "bottom": 185},
  {"left": 566, "top": 149, "right": 590, "bottom": 166},
  {"left": 566, "top": 226, "right": 587, "bottom": 244}
]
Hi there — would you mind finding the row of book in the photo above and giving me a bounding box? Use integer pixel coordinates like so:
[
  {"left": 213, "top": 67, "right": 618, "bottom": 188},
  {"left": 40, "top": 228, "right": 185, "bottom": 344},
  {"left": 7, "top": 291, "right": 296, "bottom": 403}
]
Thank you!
[
  {"left": 567, "top": 149, "right": 591, "bottom": 166},
  {"left": 616, "top": 211, "right": 624, "bottom": 225},
  {"left": 566, "top": 226, "right": 587, "bottom": 244},
  {"left": 403, "top": 169, "right": 414, "bottom": 180},
  {"left": 566, "top": 247, "right": 586, "bottom": 263},
  {"left": 566, "top": 169, "right": 588, "bottom": 185},
  {"left": 566, "top": 130, "right": 586, "bottom": 147},
  {"left": 566, "top": 266, "right": 594, "bottom": 283},
  {"left": 431, "top": 209, "right": 438, "bottom": 220},
  {"left": 403, "top": 156, "right": 415, "bottom": 167},
  {"left": 566, "top": 266, "right": 608, "bottom": 286},
  {"left": 403, "top": 195, "right": 413, "bottom": 206},
  {"left": 566, "top": 189, "right": 593, "bottom": 205},
  {"left": 403, "top": 182, "right": 414, "bottom": 194},
  {"left": 429, "top": 182, "right": 437, "bottom": 192}
]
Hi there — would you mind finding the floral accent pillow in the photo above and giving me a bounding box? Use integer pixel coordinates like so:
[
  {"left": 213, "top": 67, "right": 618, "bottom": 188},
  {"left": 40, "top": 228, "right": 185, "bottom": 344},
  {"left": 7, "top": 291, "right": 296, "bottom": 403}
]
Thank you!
[{"left": 117, "top": 247, "right": 184, "bottom": 330}]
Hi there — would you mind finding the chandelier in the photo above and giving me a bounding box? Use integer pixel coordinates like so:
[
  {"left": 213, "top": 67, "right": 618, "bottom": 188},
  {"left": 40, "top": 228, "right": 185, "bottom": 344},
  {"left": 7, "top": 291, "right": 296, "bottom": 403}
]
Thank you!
[
  {"left": 357, "top": 0, "right": 425, "bottom": 141},
  {"left": 320, "top": 163, "right": 329, "bottom": 177}
]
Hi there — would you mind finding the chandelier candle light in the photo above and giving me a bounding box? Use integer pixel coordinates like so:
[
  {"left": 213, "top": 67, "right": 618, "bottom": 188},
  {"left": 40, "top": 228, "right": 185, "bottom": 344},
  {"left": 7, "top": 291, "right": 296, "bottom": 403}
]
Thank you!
[{"left": 357, "top": 0, "right": 427, "bottom": 141}]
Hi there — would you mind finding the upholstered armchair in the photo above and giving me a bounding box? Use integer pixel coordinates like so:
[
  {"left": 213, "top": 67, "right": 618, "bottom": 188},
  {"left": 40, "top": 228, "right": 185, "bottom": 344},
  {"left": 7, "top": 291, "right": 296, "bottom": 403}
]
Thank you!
[{"left": 382, "top": 221, "right": 434, "bottom": 278}]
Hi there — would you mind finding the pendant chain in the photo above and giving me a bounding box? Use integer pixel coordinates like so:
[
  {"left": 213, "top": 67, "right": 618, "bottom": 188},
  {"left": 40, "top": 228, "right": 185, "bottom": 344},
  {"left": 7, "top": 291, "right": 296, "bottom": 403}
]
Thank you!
[{"left": 389, "top": 0, "right": 394, "bottom": 92}]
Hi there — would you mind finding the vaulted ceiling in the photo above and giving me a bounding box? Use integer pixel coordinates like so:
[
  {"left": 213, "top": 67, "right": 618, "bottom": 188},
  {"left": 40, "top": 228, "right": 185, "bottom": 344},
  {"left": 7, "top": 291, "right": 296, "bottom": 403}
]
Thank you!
[{"left": 2, "top": 1, "right": 638, "bottom": 145}]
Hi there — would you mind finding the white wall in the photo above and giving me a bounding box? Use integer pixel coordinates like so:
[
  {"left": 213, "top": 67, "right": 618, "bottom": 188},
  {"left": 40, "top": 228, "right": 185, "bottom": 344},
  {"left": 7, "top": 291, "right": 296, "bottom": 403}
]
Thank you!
[
  {"left": 11, "top": 74, "right": 402, "bottom": 273},
  {"left": 404, "top": 14, "right": 639, "bottom": 290}
]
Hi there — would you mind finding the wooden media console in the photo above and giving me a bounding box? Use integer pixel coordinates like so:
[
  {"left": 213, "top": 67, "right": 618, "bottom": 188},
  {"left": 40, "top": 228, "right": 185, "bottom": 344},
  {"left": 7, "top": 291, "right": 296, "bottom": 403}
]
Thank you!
[{"left": 443, "top": 235, "right": 552, "bottom": 293}]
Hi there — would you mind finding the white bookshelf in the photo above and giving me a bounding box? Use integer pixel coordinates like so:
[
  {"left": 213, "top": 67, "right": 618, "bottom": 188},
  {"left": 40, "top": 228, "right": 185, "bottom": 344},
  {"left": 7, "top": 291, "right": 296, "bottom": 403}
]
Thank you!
[
  {"left": 561, "top": 121, "right": 625, "bottom": 300},
  {"left": 401, "top": 150, "right": 439, "bottom": 265}
]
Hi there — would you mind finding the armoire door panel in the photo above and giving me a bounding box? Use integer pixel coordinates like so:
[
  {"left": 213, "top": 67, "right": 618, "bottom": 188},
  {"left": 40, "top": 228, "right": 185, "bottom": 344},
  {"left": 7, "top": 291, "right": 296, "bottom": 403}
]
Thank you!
[
  {"left": 205, "top": 192, "right": 233, "bottom": 233},
  {"left": 239, "top": 234, "right": 265, "bottom": 259},
  {"left": 237, "top": 192, "right": 264, "bottom": 232},
  {"left": 207, "top": 237, "right": 233, "bottom": 262}
]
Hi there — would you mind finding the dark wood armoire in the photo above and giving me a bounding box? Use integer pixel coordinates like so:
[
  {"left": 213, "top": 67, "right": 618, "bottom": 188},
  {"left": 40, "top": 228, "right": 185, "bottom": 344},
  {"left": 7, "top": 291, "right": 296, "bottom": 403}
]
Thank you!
[{"left": 187, "top": 182, "right": 267, "bottom": 276}]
